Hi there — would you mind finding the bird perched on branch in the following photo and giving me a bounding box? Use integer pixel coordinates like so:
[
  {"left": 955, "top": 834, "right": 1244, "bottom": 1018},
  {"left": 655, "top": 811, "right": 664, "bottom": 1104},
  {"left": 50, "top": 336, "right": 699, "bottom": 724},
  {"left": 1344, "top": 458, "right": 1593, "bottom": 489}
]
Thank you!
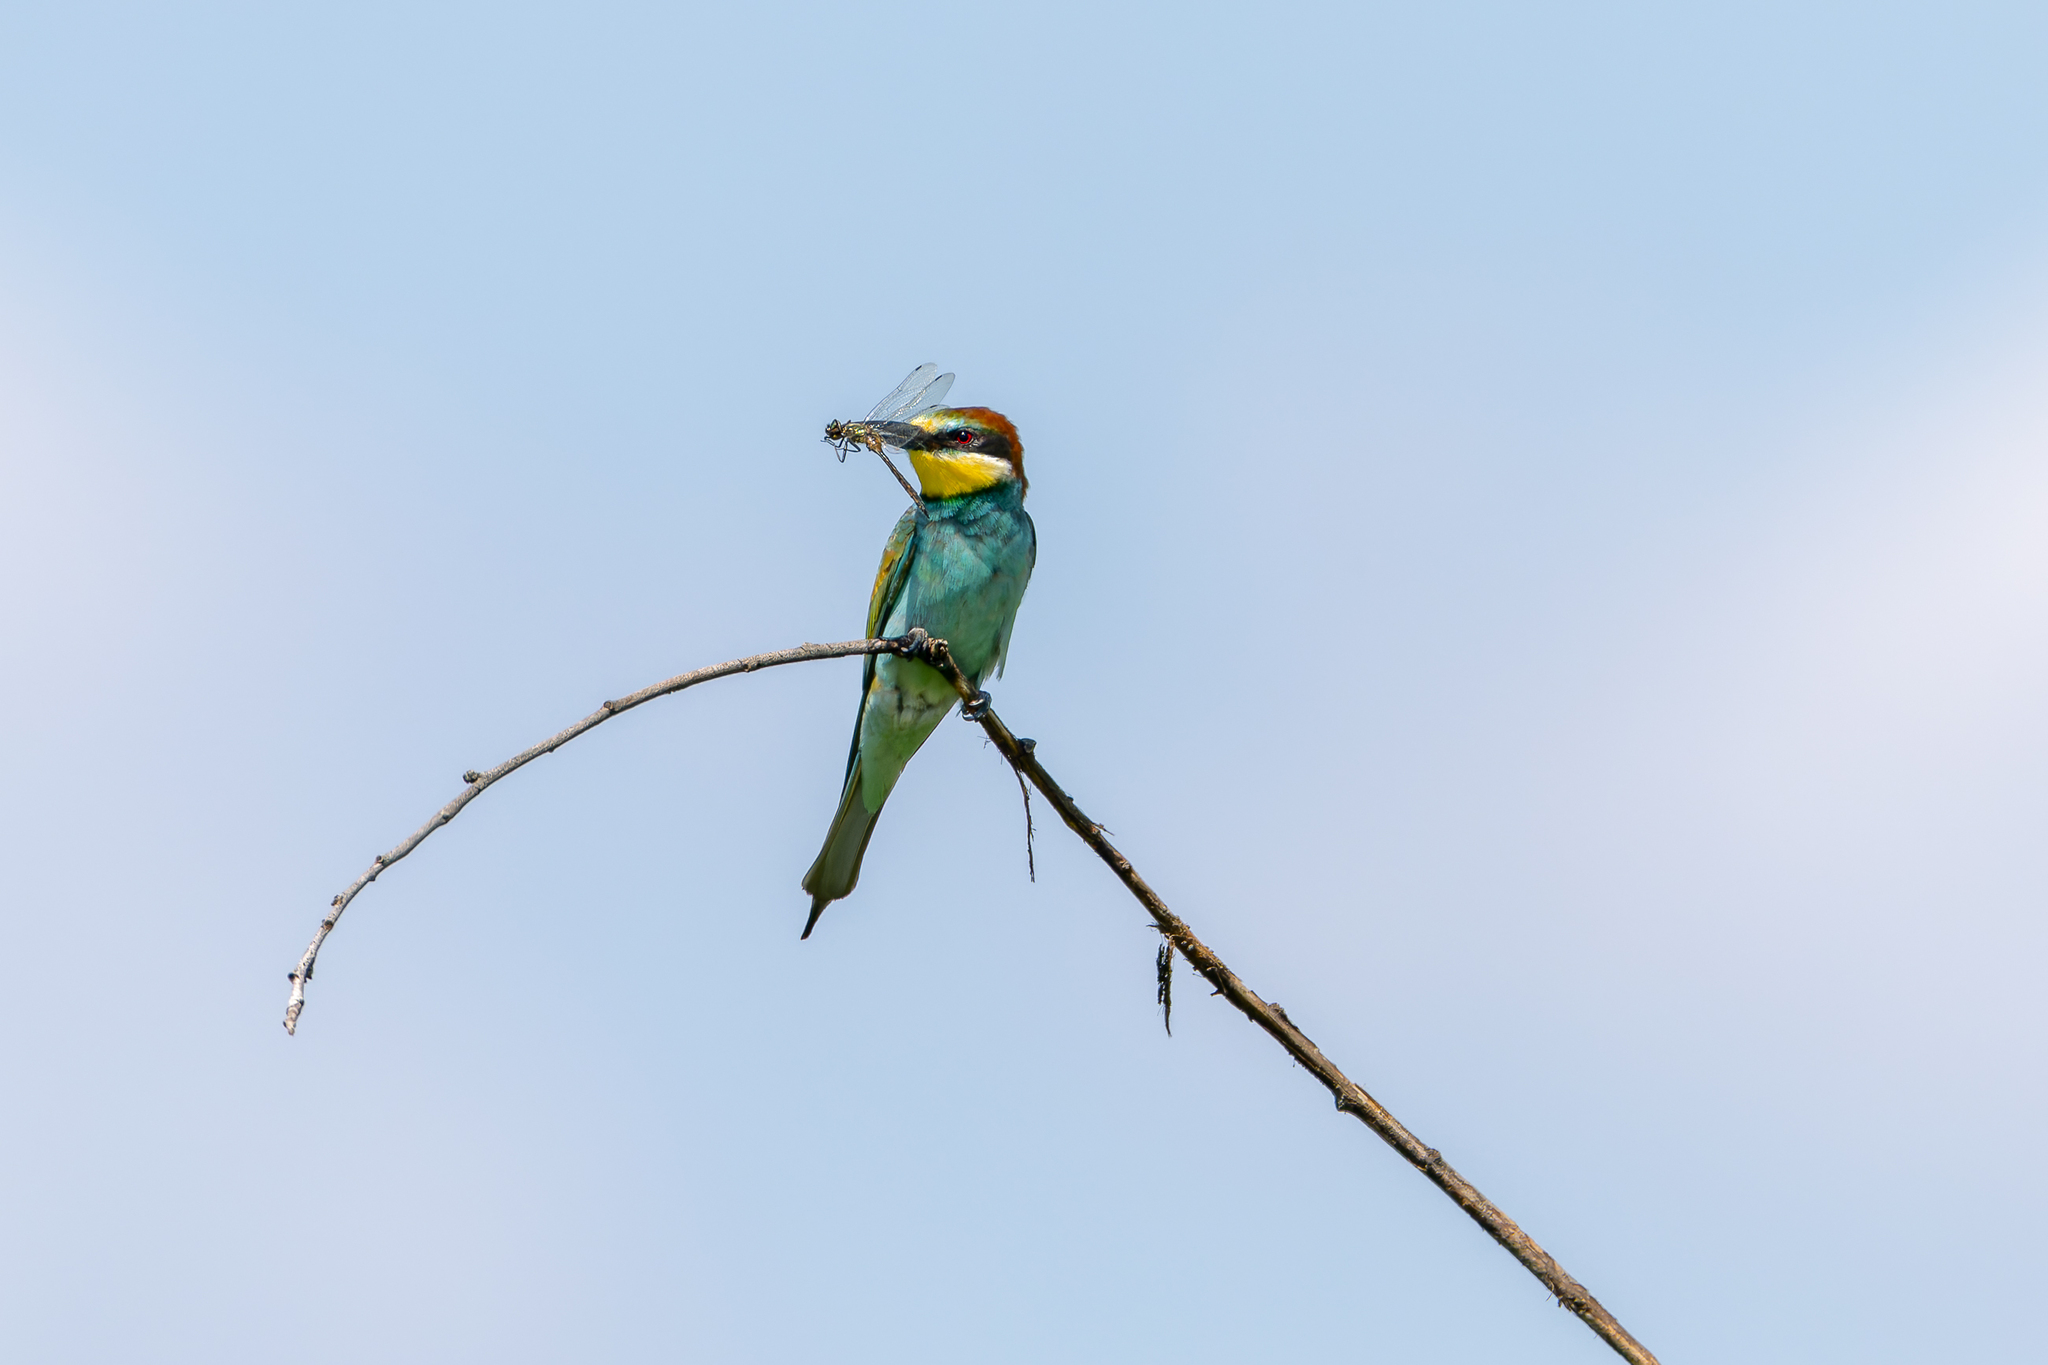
[{"left": 802, "top": 372, "right": 1036, "bottom": 937}]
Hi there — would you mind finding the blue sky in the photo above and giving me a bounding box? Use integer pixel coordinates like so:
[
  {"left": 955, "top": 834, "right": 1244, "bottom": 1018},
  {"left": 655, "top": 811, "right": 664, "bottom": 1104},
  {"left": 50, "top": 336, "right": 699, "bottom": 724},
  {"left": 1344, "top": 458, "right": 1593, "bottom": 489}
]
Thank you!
[{"left": 2, "top": 3, "right": 2045, "bottom": 1360}]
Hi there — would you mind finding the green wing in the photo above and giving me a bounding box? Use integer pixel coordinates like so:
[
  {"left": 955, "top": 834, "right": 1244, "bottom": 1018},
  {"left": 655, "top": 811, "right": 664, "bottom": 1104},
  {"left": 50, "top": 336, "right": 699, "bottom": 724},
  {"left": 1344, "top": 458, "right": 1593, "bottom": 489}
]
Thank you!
[
  {"left": 865, "top": 509, "right": 920, "bottom": 639},
  {"left": 843, "top": 509, "right": 920, "bottom": 784}
]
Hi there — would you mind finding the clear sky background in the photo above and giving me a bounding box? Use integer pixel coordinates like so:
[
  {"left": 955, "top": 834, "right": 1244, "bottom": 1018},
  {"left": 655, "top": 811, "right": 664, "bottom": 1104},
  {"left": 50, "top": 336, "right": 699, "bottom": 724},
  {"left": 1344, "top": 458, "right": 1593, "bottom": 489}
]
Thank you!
[{"left": 2, "top": 3, "right": 2045, "bottom": 1361}]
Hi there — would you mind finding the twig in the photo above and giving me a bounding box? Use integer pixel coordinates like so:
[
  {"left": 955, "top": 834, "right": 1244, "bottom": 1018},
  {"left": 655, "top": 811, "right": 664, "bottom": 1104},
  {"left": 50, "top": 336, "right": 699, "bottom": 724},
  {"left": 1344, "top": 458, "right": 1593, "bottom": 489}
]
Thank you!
[
  {"left": 282, "top": 636, "right": 909, "bottom": 1035},
  {"left": 282, "top": 629, "right": 1662, "bottom": 1364},
  {"left": 908, "top": 633, "right": 1662, "bottom": 1365}
]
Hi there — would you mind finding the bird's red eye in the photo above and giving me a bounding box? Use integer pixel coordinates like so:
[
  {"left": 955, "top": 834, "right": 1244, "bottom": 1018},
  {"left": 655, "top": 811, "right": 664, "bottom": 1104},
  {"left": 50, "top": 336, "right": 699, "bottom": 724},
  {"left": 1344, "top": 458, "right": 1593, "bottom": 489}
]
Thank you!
[{"left": 952, "top": 430, "right": 976, "bottom": 446}]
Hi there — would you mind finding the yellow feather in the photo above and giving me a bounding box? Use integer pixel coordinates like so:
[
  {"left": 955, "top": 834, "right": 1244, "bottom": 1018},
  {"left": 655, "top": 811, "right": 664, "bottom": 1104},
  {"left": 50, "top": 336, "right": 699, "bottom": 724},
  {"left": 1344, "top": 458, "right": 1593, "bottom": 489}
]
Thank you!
[{"left": 907, "top": 449, "right": 1013, "bottom": 499}]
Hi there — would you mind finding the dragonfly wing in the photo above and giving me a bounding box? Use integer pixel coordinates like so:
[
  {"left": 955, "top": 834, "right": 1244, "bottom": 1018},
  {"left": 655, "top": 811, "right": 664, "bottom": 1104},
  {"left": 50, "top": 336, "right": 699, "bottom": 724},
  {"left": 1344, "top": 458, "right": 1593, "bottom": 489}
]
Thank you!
[
  {"left": 901, "top": 371, "right": 953, "bottom": 417},
  {"left": 864, "top": 364, "right": 939, "bottom": 421},
  {"left": 864, "top": 365, "right": 956, "bottom": 422}
]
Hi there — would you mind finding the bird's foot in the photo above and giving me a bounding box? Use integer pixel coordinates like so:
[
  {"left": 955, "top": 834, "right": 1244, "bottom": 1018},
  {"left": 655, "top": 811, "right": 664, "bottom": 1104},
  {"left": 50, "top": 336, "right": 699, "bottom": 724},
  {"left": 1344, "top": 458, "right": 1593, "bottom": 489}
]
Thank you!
[{"left": 961, "top": 689, "right": 993, "bottom": 722}]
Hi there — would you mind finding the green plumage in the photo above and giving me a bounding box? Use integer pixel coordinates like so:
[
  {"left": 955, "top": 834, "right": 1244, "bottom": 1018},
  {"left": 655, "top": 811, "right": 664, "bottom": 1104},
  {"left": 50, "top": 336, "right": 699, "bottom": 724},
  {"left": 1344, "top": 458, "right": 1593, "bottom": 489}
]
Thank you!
[{"left": 801, "top": 479, "right": 1035, "bottom": 936}]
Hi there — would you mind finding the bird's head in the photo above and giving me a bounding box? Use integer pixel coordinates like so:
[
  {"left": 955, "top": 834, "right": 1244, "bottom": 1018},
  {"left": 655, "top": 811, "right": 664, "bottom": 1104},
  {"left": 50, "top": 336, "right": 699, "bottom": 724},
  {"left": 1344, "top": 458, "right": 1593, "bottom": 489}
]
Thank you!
[{"left": 868, "top": 407, "right": 1026, "bottom": 500}]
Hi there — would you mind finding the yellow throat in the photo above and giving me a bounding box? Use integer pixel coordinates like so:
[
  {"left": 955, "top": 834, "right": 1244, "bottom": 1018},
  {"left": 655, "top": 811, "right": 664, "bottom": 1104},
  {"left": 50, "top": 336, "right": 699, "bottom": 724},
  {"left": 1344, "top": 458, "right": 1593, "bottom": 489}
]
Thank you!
[{"left": 906, "top": 448, "right": 1014, "bottom": 499}]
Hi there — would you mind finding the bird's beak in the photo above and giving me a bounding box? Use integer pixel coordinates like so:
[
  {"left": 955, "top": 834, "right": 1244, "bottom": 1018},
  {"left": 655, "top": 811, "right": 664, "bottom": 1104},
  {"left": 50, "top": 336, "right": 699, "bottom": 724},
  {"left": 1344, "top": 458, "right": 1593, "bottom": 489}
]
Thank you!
[{"left": 866, "top": 420, "right": 924, "bottom": 450}]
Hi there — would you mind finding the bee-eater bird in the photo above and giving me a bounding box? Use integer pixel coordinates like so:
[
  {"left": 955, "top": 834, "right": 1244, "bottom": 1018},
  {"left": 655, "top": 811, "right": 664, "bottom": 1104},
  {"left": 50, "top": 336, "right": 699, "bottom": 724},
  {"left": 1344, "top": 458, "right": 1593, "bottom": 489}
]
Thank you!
[{"left": 801, "top": 399, "right": 1036, "bottom": 938}]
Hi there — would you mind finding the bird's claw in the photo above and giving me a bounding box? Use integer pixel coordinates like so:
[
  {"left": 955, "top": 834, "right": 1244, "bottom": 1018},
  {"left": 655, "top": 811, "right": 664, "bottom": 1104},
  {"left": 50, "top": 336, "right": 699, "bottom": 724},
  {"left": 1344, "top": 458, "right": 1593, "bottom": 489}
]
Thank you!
[{"left": 961, "top": 689, "right": 993, "bottom": 722}]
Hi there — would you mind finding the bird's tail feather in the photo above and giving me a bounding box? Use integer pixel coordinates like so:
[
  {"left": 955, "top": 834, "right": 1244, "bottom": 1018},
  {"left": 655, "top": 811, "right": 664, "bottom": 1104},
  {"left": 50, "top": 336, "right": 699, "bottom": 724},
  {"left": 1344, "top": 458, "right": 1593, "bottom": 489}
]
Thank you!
[{"left": 800, "top": 757, "right": 882, "bottom": 939}]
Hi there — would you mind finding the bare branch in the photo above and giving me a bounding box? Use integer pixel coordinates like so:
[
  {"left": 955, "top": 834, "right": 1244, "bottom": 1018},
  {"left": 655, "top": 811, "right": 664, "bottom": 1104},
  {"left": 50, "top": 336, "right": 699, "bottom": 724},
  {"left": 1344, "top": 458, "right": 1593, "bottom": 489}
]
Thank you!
[
  {"left": 282, "top": 636, "right": 910, "bottom": 1035},
  {"left": 283, "top": 627, "right": 1662, "bottom": 1364},
  {"left": 908, "top": 634, "right": 1662, "bottom": 1365}
]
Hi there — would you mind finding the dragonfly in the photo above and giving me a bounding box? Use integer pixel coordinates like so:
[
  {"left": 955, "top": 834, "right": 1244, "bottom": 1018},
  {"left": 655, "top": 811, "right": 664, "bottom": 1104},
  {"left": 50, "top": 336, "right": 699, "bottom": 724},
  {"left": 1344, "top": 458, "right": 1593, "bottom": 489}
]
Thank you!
[{"left": 824, "top": 364, "right": 956, "bottom": 514}]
